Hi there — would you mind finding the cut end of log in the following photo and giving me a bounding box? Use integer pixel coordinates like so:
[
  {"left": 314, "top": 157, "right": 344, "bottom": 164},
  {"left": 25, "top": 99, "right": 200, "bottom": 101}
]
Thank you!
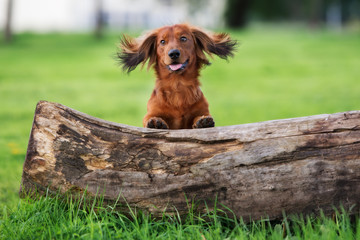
[{"left": 20, "top": 101, "right": 360, "bottom": 221}]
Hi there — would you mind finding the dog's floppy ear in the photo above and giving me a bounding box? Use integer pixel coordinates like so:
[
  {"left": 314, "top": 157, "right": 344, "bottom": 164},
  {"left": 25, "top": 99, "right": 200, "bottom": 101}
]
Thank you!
[
  {"left": 191, "top": 27, "right": 237, "bottom": 66},
  {"left": 117, "top": 32, "right": 157, "bottom": 73}
]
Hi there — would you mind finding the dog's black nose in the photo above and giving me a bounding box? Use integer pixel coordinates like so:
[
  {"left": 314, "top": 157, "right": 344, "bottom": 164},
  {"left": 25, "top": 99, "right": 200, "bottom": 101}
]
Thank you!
[{"left": 168, "top": 49, "right": 180, "bottom": 59}]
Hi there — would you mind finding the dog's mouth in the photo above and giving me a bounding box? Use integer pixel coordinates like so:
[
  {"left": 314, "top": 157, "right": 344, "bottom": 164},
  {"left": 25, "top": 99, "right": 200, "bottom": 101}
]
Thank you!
[{"left": 167, "top": 59, "right": 189, "bottom": 72}]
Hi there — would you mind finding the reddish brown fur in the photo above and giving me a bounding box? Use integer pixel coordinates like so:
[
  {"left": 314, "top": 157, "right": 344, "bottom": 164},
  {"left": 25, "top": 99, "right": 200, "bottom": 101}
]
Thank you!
[{"left": 118, "top": 24, "right": 237, "bottom": 129}]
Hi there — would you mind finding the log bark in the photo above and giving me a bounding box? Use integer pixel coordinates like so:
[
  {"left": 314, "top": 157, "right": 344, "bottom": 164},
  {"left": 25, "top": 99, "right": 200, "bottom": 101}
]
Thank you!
[{"left": 20, "top": 101, "right": 360, "bottom": 221}]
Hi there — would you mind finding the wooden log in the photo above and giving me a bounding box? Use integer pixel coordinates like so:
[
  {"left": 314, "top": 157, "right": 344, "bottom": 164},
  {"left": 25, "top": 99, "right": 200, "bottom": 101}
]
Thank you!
[{"left": 20, "top": 101, "right": 360, "bottom": 221}]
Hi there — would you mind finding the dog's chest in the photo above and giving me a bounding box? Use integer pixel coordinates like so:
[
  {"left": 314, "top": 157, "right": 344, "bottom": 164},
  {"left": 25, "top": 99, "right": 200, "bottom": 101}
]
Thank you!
[{"left": 161, "top": 84, "right": 202, "bottom": 108}]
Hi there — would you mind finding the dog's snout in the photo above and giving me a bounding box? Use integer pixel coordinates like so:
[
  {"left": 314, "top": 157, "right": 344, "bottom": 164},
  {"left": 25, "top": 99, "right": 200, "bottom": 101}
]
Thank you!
[{"left": 168, "top": 49, "right": 180, "bottom": 60}]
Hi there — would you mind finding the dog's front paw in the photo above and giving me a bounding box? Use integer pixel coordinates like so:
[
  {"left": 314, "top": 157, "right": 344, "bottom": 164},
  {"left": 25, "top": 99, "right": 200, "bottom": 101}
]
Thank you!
[
  {"left": 146, "top": 117, "right": 169, "bottom": 129},
  {"left": 193, "top": 116, "right": 215, "bottom": 129}
]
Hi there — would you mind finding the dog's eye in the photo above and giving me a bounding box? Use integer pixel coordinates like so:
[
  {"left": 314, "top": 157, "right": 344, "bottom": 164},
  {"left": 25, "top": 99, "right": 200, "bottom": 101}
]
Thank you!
[
  {"left": 160, "top": 40, "right": 166, "bottom": 45},
  {"left": 180, "top": 36, "right": 187, "bottom": 42}
]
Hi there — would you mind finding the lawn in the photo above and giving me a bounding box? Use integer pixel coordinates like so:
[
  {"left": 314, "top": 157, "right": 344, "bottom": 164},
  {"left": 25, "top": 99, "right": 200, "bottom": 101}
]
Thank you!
[{"left": 0, "top": 25, "right": 359, "bottom": 239}]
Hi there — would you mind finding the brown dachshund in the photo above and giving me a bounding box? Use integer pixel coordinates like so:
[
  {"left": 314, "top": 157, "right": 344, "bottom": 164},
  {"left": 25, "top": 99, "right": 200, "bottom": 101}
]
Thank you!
[{"left": 118, "top": 24, "right": 237, "bottom": 129}]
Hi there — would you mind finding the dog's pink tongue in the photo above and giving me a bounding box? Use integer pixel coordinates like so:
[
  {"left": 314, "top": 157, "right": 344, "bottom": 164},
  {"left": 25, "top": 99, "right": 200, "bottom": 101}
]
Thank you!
[{"left": 169, "top": 63, "right": 182, "bottom": 71}]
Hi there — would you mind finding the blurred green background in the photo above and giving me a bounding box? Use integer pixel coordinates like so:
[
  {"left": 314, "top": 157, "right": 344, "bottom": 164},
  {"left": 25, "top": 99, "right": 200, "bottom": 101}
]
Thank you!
[{"left": 0, "top": 0, "right": 360, "bottom": 211}]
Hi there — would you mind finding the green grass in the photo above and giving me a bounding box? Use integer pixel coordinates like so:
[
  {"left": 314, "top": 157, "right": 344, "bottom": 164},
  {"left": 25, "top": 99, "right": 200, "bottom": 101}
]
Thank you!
[
  {"left": 0, "top": 25, "right": 360, "bottom": 238},
  {"left": 1, "top": 193, "right": 359, "bottom": 239}
]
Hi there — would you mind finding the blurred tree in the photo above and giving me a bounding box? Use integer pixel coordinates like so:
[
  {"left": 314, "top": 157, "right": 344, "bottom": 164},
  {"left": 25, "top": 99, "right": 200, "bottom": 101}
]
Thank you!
[
  {"left": 224, "top": 0, "right": 360, "bottom": 28},
  {"left": 289, "top": 0, "right": 306, "bottom": 21},
  {"left": 4, "top": 0, "right": 13, "bottom": 43},
  {"left": 250, "top": 0, "right": 290, "bottom": 20},
  {"left": 307, "top": 0, "right": 324, "bottom": 27},
  {"left": 224, "top": 0, "right": 250, "bottom": 28},
  {"left": 94, "top": 0, "right": 104, "bottom": 39},
  {"left": 306, "top": 0, "right": 356, "bottom": 28}
]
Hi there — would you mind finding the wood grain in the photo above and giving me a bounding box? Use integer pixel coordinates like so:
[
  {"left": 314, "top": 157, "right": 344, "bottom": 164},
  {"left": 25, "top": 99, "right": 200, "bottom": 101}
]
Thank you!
[{"left": 20, "top": 101, "right": 360, "bottom": 220}]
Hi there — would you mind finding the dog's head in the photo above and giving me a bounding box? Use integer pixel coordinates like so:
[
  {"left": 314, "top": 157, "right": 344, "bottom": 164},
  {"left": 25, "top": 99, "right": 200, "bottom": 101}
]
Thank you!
[{"left": 118, "top": 24, "right": 237, "bottom": 74}]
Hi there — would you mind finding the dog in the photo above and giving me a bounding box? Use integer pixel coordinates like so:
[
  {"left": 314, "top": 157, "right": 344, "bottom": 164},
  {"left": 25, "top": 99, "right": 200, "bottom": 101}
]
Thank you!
[{"left": 118, "top": 24, "right": 237, "bottom": 129}]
